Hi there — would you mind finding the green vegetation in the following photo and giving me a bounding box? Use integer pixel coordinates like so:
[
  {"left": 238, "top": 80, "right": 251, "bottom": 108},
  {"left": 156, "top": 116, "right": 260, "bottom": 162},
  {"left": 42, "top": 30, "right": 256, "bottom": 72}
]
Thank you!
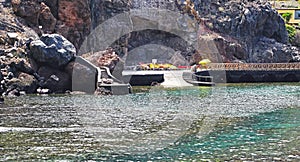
[
  {"left": 286, "top": 24, "right": 300, "bottom": 47},
  {"left": 285, "top": 24, "right": 296, "bottom": 42},
  {"left": 282, "top": 12, "right": 293, "bottom": 22},
  {"left": 285, "top": 24, "right": 296, "bottom": 43},
  {"left": 281, "top": 12, "right": 300, "bottom": 46}
]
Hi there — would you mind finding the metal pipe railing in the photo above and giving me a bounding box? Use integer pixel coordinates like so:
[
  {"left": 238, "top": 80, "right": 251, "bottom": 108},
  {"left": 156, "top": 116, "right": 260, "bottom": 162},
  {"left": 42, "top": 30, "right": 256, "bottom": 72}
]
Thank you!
[{"left": 207, "top": 63, "right": 300, "bottom": 71}]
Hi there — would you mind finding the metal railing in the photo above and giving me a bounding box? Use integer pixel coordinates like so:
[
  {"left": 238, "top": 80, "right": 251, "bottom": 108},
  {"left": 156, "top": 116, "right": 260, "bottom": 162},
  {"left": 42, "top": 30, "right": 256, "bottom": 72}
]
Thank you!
[{"left": 206, "top": 63, "right": 300, "bottom": 71}]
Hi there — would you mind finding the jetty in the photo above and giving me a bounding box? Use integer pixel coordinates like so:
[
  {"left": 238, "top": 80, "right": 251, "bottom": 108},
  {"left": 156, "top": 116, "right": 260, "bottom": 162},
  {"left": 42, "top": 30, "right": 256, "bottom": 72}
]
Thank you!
[
  {"left": 72, "top": 57, "right": 300, "bottom": 94},
  {"left": 123, "top": 70, "right": 195, "bottom": 87},
  {"left": 183, "top": 63, "right": 300, "bottom": 85}
]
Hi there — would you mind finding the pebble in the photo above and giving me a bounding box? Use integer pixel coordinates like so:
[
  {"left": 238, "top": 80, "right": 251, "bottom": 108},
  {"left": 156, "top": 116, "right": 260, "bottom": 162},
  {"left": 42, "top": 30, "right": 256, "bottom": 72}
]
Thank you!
[
  {"left": 50, "top": 75, "right": 59, "bottom": 81},
  {"left": 6, "top": 72, "right": 14, "bottom": 79},
  {"left": 287, "top": 155, "right": 297, "bottom": 158},
  {"left": 0, "top": 49, "right": 4, "bottom": 55},
  {"left": 37, "top": 88, "right": 50, "bottom": 94},
  {"left": 6, "top": 53, "right": 13, "bottom": 58},
  {"left": 19, "top": 91, "right": 26, "bottom": 95},
  {"left": 273, "top": 157, "right": 282, "bottom": 161},
  {"left": 0, "top": 56, "right": 6, "bottom": 60}
]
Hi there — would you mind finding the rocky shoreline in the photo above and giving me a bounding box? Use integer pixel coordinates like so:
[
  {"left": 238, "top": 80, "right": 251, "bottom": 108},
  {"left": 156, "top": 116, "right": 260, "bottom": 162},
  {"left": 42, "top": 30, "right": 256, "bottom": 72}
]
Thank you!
[{"left": 0, "top": 0, "right": 299, "bottom": 99}]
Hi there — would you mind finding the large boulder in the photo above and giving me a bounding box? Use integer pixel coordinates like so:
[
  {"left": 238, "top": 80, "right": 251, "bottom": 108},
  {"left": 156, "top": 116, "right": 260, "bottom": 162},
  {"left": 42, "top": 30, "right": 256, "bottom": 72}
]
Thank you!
[
  {"left": 212, "top": 36, "right": 248, "bottom": 63},
  {"left": 189, "top": 0, "right": 300, "bottom": 63},
  {"left": 29, "top": 34, "right": 76, "bottom": 69}
]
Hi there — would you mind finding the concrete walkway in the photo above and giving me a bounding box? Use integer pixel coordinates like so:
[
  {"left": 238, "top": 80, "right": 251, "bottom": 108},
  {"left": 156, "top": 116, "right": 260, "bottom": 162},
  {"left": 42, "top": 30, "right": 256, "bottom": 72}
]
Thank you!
[{"left": 123, "top": 70, "right": 194, "bottom": 87}]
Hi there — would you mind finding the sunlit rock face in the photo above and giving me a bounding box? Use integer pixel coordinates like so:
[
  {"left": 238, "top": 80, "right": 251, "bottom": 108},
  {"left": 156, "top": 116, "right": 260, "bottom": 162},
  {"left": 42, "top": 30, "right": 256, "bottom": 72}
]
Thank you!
[
  {"left": 86, "top": 0, "right": 298, "bottom": 63},
  {"left": 194, "top": 0, "right": 288, "bottom": 43},
  {"left": 185, "top": 0, "right": 298, "bottom": 63},
  {"left": 10, "top": 0, "right": 300, "bottom": 63},
  {"left": 56, "top": 0, "right": 91, "bottom": 50},
  {"left": 88, "top": 0, "right": 198, "bottom": 64}
]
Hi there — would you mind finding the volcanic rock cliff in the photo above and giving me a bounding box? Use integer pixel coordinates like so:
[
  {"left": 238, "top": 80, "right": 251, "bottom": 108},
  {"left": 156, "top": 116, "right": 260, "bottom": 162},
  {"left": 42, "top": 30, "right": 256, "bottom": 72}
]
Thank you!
[
  {"left": 0, "top": 0, "right": 299, "bottom": 96},
  {"left": 7, "top": 0, "right": 300, "bottom": 63}
]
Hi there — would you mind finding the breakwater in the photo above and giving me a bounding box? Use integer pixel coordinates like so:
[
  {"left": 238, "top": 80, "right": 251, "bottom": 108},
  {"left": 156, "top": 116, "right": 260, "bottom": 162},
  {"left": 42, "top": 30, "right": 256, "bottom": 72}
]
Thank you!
[{"left": 194, "top": 63, "right": 300, "bottom": 83}]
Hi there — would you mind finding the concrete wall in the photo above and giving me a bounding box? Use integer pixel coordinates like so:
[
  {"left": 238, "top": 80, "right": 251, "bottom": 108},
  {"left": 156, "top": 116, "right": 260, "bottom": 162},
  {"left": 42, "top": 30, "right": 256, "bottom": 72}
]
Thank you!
[{"left": 196, "top": 70, "right": 300, "bottom": 83}]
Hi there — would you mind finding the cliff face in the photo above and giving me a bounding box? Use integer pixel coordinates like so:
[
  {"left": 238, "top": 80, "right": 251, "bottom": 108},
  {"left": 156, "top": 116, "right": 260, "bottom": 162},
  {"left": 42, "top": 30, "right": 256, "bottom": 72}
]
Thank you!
[
  {"left": 193, "top": 0, "right": 288, "bottom": 43},
  {"left": 191, "top": 0, "right": 295, "bottom": 63},
  {"left": 6, "top": 0, "right": 300, "bottom": 63},
  {"left": 0, "top": 0, "right": 299, "bottom": 96}
]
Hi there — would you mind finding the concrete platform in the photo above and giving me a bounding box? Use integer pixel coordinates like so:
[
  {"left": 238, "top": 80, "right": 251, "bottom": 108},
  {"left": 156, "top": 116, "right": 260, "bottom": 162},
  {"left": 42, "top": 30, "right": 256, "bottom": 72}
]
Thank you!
[
  {"left": 123, "top": 70, "right": 194, "bottom": 87},
  {"left": 98, "top": 83, "right": 132, "bottom": 95}
]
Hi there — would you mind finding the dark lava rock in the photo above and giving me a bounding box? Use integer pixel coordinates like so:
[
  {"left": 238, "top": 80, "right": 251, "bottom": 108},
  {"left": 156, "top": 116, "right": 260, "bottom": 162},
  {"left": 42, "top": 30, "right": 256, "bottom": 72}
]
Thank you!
[
  {"left": 29, "top": 34, "right": 76, "bottom": 69},
  {"left": 4, "top": 73, "right": 38, "bottom": 95},
  {"left": 11, "top": 0, "right": 41, "bottom": 27},
  {"left": 17, "top": 72, "right": 38, "bottom": 94},
  {"left": 94, "top": 87, "right": 112, "bottom": 95},
  {"left": 252, "top": 37, "right": 300, "bottom": 63},
  {"left": 38, "top": 66, "right": 71, "bottom": 93},
  {"left": 39, "top": 2, "right": 57, "bottom": 33}
]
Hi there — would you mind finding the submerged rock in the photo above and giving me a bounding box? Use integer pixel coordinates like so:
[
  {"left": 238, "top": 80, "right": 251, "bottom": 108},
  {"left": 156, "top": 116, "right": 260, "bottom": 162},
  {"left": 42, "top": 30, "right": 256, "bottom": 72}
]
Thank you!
[{"left": 29, "top": 34, "right": 76, "bottom": 69}]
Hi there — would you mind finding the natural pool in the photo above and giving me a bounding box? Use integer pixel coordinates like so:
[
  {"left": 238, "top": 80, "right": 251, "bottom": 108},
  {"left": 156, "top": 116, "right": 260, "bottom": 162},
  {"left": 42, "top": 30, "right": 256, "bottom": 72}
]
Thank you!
[{"left": 0, "top": 83, "right": 299, "bottom": 161}]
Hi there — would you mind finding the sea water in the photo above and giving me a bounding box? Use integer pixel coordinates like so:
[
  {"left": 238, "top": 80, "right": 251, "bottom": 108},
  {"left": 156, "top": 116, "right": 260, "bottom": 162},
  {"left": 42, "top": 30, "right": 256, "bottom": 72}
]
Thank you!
[{"left": 0, "top": 83, "right": 299, "bottom": 161}]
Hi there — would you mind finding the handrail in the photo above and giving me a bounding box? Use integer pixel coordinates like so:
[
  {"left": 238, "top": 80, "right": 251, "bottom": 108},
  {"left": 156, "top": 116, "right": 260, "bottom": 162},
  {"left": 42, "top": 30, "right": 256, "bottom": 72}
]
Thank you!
[
  {"left": 75, "top": 56, "right": 99, "bottom": 71},
  {"left": 207, "top": 63, "right": 300, "bottom": 71},
  {"left": 74, "top": 56, "right": 99, "bottom": 91},
  {"left": 100, "top": 66, "right": 123, "bottom": 84},
  {"left": 75, "top": 56, "right": 101, "bottom": 81},
  {"left": 75, "top": 56, "right": 123, "bottom": 84}
]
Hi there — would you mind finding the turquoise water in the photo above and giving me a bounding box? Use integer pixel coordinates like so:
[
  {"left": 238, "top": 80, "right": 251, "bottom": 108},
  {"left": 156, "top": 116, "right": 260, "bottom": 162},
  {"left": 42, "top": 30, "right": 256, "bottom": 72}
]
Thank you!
[{"left": 0, "top": 83, "right": 299, "bottom": 161}]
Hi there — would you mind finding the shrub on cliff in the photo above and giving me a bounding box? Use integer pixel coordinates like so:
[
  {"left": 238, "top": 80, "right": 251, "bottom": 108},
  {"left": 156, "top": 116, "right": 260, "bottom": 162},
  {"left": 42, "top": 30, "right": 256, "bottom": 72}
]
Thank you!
[
  {"left": 285, "top": 24, "right": 296, "bottom": 43},
  {"left": 282, "top": 12, "right": 292, "bottom": 23}
]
